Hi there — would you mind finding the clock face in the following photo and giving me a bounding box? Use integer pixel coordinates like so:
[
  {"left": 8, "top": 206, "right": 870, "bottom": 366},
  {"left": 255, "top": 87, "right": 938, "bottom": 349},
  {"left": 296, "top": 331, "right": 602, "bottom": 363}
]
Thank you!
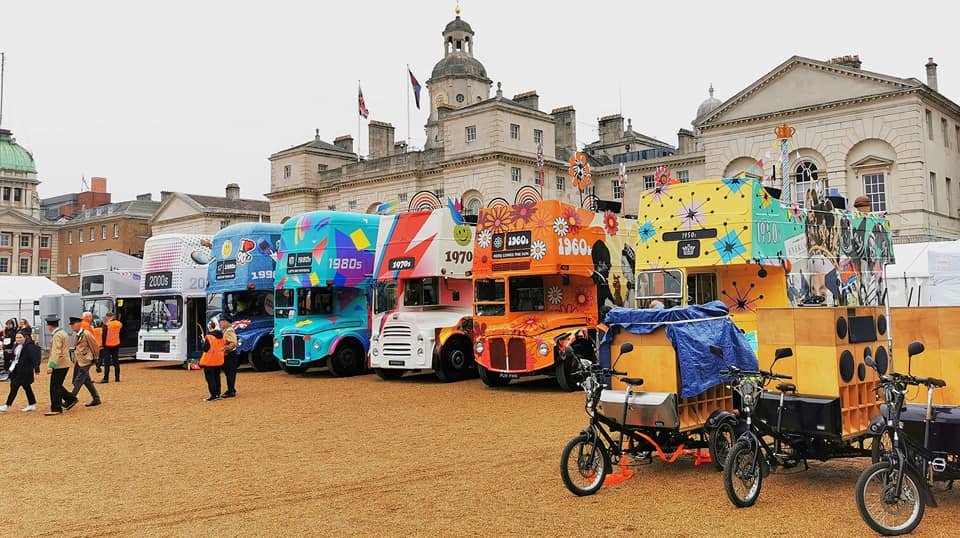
[{"left": 456, "top": 93, "right": 465, "bottom": 103}]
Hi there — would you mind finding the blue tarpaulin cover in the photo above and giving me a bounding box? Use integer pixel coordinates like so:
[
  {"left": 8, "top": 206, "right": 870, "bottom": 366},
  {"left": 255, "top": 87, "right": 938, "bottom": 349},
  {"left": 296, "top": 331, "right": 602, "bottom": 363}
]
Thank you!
[{"left": 599, "top": 301, "right": 758, "bottom": 398}]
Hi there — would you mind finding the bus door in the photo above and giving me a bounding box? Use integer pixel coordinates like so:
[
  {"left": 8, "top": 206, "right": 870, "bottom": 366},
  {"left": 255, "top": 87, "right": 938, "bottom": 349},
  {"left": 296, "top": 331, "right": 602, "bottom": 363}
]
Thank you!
[
  {"left": 186, "top": 297, "right": 207, "bottom": 358},
  {"left": 116, "top": 297, "right": 142, "bottom": 350}
]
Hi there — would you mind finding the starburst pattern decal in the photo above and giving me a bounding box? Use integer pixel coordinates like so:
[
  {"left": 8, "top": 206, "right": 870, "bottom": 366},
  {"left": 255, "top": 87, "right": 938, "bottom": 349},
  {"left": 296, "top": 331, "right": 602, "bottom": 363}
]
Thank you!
[{"left": 722, "top": 281, "right": 764, "bottom": 313}]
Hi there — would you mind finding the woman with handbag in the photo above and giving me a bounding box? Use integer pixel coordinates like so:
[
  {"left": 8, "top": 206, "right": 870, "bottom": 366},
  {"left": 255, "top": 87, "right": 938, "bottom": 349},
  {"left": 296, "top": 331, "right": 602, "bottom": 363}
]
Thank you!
[
  {"left": 1, "top": 319, "right": 16, "bottom": 380},
  {"left": 0, "top": 332, "right": 40, "bottom": 412}
]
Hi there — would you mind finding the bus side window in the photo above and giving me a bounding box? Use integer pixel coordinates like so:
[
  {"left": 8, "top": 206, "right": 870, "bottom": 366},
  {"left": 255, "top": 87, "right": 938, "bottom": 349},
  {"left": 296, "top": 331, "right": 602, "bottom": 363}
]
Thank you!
[{"left": 687, "top": 273, "right": 718, "bottom": 305}]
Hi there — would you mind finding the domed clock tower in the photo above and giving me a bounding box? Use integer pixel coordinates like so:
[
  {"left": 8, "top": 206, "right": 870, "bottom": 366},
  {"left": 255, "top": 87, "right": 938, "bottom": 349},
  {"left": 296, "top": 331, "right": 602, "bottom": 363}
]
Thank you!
[{"left": 425, "top": 9, "right": 492, "bottom": 149}]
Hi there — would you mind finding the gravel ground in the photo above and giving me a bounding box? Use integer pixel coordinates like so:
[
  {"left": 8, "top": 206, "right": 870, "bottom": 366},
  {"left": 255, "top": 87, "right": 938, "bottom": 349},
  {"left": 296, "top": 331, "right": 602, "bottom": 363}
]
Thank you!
[{"left": 0, "top": 361, "right": 955, "bottom": 537}]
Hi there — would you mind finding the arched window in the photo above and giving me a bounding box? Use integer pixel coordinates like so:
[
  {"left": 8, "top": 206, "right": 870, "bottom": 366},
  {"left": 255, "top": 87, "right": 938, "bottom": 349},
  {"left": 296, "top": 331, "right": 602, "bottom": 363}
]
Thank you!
[
  {"left": 465, "top": 198, "right": 482, "bottom": 217},
  {"left": 792, "top": 161, "right": 819, "bottom": 204}
]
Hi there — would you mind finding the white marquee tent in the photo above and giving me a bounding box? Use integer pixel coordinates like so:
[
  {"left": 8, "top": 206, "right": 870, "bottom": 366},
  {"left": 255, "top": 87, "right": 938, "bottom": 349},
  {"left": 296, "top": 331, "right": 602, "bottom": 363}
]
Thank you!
[
  {"left": 886, "top": 240, "right": 960, "bottom": 306},
  {"left": 0, "top": 276, "right": 70, "bottom": 325}
]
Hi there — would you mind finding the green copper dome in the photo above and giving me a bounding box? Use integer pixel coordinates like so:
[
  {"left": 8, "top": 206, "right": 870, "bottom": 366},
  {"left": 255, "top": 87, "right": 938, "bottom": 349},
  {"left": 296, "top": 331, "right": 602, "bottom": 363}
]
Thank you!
[{"left": 0, "top": 129, "right": 37, "bottom": 173}]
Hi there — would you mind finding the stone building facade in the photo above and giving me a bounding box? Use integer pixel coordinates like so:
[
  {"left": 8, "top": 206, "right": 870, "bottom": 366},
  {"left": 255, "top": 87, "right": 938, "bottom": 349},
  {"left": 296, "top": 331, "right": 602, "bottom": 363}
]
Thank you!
[
  {"left": 697, "top": 55, "right": 960, "bottom": 243},
  {"left": 55, "top": 197, "right": 160, "bottom": 291},
  {"left": 267, "top": 13, "right": 581, "bottom": 223},
  {"left": 0, "top": 128, "right": 58, "bottom": 278},
  {"left": 150, "top": 183, "right": 270, "bottom": 235}
]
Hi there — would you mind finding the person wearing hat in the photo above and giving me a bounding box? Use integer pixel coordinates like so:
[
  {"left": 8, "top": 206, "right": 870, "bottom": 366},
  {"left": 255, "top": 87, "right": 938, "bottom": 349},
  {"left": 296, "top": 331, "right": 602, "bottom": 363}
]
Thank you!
[
  {"left": 198, "top": 319, "right": 225, "bottom": 401},
  {"left": 45, "top": 316, "right": 78, "bottom": 416},
  {"left": 68, "top": 316, "right": 102, "bottom": 407},
  {"left": 219, "top": 314, "right": 239, "bottom": 398}
]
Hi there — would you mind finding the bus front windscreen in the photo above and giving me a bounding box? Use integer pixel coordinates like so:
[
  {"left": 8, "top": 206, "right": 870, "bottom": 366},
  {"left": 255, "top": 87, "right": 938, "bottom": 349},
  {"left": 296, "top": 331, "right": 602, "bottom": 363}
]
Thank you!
[
  {"left": 224, "top": 290, "right": 274, "bottom": 318},
  {"left": 83, "top": 298, "right": 114, "bottom": 325},
  {"left": 474, "top": 278, "right": 505, "bottom": 316},
  {"left": 81, "top": 275, "right": 105, "bottom": 296},
  {"left": 275, "top": 290, "right": 295, "bottom": 318},
  {"left": 142, "top": 296, "right": 183, "bottom": 329},
  {"left": 509, "top": 276, "right": 545, "bottom": 312},
  {"left": 636, "top": 269, "right": 683, "bottom": 308}
]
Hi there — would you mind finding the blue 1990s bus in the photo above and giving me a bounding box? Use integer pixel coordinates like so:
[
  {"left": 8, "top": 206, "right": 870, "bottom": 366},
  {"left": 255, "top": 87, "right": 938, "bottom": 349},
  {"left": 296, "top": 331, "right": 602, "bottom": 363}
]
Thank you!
[{"left": 207, "top": 222, "right": 282, "bottom": 371}]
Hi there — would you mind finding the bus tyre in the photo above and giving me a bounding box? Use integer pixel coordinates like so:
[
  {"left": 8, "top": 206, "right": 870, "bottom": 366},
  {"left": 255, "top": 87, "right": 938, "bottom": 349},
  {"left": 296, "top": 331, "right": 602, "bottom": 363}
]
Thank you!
[
  {"left": 555, "top": 353, "right": 581, "bottom": 392},
  {"left": 478, "top": 365, "right": 511, "bottom": 387},
  {"left": 436, "top": 340, "right": 474, "bottom": 382},
  {"left": 248, "top": 339, "right": 280, "bottom": 372},
  {"left": 375, "top": 368, "right": 404, "bottom": 381},
  {"left": 328, "top": 341, "right": 364, "bottom": 377}
]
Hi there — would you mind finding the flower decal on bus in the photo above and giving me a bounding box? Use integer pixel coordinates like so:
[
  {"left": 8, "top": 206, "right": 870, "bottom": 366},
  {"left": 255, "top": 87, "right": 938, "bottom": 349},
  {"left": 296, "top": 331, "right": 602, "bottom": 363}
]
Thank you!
[
  {"left": 476, "top": 229, "right": 492, "bottom": 248},
  {"left": 552, "top": 217, "right": 569, "bottom": 237},
  {"left": 530, "top": 240, "right": 547, "bottom": 260},
  {"left": 547, "top": 285, "right": 564, "bottom": 305}
]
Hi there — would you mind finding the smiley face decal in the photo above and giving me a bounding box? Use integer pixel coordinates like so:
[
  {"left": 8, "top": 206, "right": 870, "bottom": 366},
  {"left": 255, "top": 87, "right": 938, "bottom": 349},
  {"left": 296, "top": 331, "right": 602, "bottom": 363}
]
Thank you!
[{"left": 453, "top": 224, "right": 473, "bottom": 246}]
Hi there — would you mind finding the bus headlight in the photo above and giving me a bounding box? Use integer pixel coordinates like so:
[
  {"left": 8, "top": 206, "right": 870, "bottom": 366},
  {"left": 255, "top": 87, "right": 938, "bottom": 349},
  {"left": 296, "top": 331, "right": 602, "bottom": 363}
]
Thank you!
[
  {"left": 237, "top": 338, "right": 244, "bottom": 347},
  {"left": 313, "top": 341, "right": 321, "bottom": 350},
  {"left": 475, "top": 341, "right": 485, "bottom": 354},
  {"left": 417, "top": 347, "right": 424, "bottom": 356},
  {"left": 273, "top": 338, "right": 279, "bottom": 348},
  {"left": 372, "top": 347, "right": 379, "bottom": 357},
  {"left": 538, "top": 342, "right": 550, "bottom": 356}
]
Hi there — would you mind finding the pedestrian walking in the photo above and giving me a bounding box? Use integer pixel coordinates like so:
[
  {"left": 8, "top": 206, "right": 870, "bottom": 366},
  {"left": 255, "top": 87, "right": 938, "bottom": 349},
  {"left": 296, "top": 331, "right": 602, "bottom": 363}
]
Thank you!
[
  {"left": 18, "top": 318, "right": 33, "bottom": 340},
  {"left": 0, "top": 332, "right": 39, "bottom": 412},
  {"left": 99, "top": 312, "right": 122, "bottom": 383},
  {"left": 1, "top": 318, "right": 16, "bottom": 381},
  {"left": 199, "top": 320, "right": 225, "bottom": 402},
  {"left": 68, "top": 316, "right": 101, "bottom": 407},
  {"left": 45, "top": 316, "right": 78, "bottom": 416},
  {"left": 219, "top": 315, "right": 239, "bottom": 398}
]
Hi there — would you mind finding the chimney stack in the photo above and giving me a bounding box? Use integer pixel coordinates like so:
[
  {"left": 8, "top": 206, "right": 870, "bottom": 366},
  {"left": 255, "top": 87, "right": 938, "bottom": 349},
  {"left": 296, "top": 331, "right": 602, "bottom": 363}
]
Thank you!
[
  {"left": 677, "top": 128, "right": 695, "bottom": 155},
  {"left": 830, "top": 54, "right": 862, "bottom": 69},
  {"left": 225, "top": 183, "right": 240, "bottom": 201},
  {"left": 926, "top": 57, "right": 939, "bottom": 91},
  {"left": 91, "top": 177, "right": 107, "bottom": 193},
  {"left": 334, "top": 134, "right": 354, "bottom": 154},
  {"left": 160, "top": 191, "right": 172, "bottom": 202},
  {"left": 136, "top": 193, "right": 152, "bottom": 201},
  {"left": 368, "top": 120, "right": 395, "bottom": 159},
  {"left": 512, "top": 90, "right": 539, "bottom": 110},
  {"left": 598, "top": 114, "right": 624, "bottom": 145},
  {"left": 551, "top": 106, "right": 577, "bottom": 161}
]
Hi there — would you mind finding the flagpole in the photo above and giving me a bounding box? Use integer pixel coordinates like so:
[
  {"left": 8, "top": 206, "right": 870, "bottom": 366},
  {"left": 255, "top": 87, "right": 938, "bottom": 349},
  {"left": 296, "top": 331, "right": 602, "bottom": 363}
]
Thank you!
[
  {"left": 406, "top": 65, "right": 411, "bottom": 146},
  {"left": 357, "top": 80, "right": 361, "bottom": 163}
]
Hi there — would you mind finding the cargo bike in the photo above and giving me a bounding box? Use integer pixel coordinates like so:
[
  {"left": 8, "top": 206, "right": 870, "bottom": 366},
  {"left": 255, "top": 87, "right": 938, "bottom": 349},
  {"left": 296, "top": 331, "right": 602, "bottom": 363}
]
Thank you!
[
  {"left": 855, "top": 341, "right": 960, "bottom": 535},
  {"left": 714, "top": 306, "right": 901, "bottom": 507},
  {"left": 560, "top": 302, "right": 758, "bottom": 496}
]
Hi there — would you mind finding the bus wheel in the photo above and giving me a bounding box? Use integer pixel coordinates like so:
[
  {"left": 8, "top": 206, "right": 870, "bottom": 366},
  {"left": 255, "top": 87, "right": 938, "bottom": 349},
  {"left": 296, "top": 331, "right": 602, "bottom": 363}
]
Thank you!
[
  {"left": 555, "top": 353, "right": 581, "bottom": 392},
  {"left": 282, "top": 363, "right": 307, "bottom": 375},
  {"left": 328, "top": 341, "right": 364, "bottom": 377},
  {"left": 436, "top": 340, "right": 474, "bottom": 382},
  {"left": 248, "top": 339, "right": 280, "bottom": 372},
  {"left": 375, "top": 368, "right": 404, "bottom": 381},
  {"left": 478, "top": 365, "right": 511, "bottom": 387}
]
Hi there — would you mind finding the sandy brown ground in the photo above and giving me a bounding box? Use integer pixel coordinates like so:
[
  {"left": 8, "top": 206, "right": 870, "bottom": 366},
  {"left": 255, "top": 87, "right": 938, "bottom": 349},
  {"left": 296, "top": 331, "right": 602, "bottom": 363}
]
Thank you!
[{"left": 0, "top": 360, "right": 956, "bottom": 537}]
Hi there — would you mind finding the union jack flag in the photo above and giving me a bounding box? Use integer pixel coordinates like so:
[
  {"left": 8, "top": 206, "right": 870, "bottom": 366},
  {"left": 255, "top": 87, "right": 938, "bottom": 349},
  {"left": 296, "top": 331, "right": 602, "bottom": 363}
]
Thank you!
[{"left": 358, "top": 85, "right": 369, "bottom": 119}]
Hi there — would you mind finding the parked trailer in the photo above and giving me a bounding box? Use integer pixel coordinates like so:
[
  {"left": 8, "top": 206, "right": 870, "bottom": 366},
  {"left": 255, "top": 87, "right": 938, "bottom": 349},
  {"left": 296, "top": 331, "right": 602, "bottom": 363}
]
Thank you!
[
  {"left": 79, "top": 250, "right": 143, "bottom": 355},
  {"left": 273, "top": 211, "right": 380, "bottom": 376},
  {"left": 136, "top": 234, "right": 212, "bottom": 363},
  {"left": 370, "top": 206, "right": 476, "bottom": 381},
  {"left": 206, "top": 222, "right": 282, "bottom": 371}
]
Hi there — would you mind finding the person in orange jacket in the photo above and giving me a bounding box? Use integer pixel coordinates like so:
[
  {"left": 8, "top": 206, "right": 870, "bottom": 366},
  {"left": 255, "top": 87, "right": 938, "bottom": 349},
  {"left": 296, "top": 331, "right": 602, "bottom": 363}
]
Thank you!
[
  {"left": 198, "top": 319, "right": 225, "bottom": 402},
  {"left": 99, "top": 312, "right": 123, "bottom": 383}
]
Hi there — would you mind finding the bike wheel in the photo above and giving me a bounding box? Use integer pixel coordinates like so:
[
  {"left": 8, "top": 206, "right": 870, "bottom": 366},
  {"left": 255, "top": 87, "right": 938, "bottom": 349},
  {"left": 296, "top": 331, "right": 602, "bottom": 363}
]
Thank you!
[
  {"left": 559, "top": 434, "right": 610, "bottom": 496},
  {"left": 709, "top": 420, "right": 736, "bottom": 472},
  {"left": 723, "top": 439, "right": 763, "bottom": 508},
  {"left": 855, "top": 461, "right": 925, "bottom": 536}
]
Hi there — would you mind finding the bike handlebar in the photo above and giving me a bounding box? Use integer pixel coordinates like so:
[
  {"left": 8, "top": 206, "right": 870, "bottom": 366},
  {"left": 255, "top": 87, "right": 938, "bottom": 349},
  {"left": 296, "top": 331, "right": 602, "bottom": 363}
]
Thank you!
[
  {"left": 720, "top": 366, "right": 792, "bottom": 381},
  {"left": 881, "top": 372, "right": 947, "bottom": 389}
]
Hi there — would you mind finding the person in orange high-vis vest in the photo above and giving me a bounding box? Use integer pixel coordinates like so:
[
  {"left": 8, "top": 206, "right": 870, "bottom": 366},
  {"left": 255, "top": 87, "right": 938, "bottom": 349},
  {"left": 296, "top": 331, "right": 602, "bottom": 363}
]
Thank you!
[
  {"left": 199, "top": 321, "right": 225, "bottom": 401},
  {"left": 99, "top": 312, "right": 123, "bottom": 383}
]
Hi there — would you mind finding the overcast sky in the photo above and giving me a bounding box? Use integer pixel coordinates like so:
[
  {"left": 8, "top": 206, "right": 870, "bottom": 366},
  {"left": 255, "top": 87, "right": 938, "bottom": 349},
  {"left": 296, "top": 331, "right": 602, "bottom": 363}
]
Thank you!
[{"left": 1, "top": 0, "right": 956, "bottom": 202}]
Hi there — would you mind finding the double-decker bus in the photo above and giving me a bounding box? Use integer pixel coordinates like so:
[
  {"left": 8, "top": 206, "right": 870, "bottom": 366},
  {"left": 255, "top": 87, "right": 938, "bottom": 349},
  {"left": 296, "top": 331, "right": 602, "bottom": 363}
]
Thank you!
[
  {"left": 79, "top": 251, "right": 143, "bottom": 355},
  {"left": 472, "top": 200, "right": 637, "bottom": 389},
  {"left": 207, "top": 222, "right": 282, "bottom": 371},
  {"left": 273, "top": 211, "right": 380, "bottom": 376},
  {"left": 370, "top": 206, "right": 476, "bottom": 381},
  {"left": 136, "top": 234, "right": 212, "bottom": 363}
]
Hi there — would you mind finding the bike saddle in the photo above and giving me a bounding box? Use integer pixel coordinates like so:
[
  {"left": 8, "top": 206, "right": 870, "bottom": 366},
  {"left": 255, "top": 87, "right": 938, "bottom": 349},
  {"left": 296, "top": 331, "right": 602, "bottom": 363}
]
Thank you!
[
  {"left": 776, "top": 382, "right": 797, "bottom": 393},
  {"left": 620, "top": 377, "right": 644, "bottom": 387}
]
